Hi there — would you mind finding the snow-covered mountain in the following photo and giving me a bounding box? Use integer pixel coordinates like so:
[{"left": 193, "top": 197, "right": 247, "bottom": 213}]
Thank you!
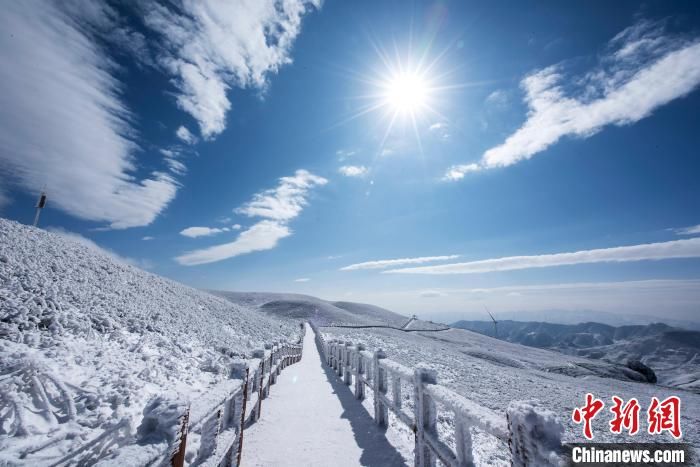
[
  {"left": 452, "top": 320, "right": 700, "bottom": 394},
  {"left": 213, "top": 291, "right": 410, "bottom": 327},
  {"left": 215, "top": 290, "right": 700, "bottom": 449},
  {"left": 0, "top": 219, "right": 300, "bottom": 464},
  {"left": 2, "top": 216, "right": 698, "bottom": 464}
]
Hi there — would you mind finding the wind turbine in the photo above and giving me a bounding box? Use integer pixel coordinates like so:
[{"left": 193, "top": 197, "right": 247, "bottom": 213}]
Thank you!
[{"left": 485, "top": 306, "right": 498, "bottom": 338}]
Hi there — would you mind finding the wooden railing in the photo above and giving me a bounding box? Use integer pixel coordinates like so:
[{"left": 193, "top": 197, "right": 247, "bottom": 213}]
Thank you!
[
  {"left": 58, "top": 325, "right": 305, "bottom": 467},
  {"left": 310, "top": 322, "right": 565, "bottom": 467}
]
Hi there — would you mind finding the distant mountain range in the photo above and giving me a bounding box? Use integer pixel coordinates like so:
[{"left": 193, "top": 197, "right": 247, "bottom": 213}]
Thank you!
[{"left": 452, "top": 319, "right": 700, "bottom": 393}]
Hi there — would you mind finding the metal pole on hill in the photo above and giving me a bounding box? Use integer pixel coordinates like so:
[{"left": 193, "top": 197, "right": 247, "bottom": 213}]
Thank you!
[{"left": 33, "top": 191, "right": 47, "bottom": 227}]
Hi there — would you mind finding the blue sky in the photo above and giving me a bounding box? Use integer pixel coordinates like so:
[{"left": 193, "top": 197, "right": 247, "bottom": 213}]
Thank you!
[{"left": 2, "top": 1, "right": 700, "bottom": 323}]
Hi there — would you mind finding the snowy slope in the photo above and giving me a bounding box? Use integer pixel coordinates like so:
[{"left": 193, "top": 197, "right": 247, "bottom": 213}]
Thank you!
[
  {"left": 216, "top": 289, "right": 699, "bottom": 452},
  {"left": 0, "top": 219, "right": 299, "bottom": 464},
  {"left": 214, "top": 291, "right": 408, "bottom": 326},
  {"left": 319, "top": 325, "right": 700, "bottom": 451},
  {"left": 454, "top": 320, "right": 700, "bottom": 393}
]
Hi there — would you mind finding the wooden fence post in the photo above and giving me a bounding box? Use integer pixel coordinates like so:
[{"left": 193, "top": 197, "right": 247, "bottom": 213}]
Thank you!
[
  {"left": 392, "top": 373, "right": 402, "bottom": 412},
  {"left": 507, "top": 400, "right": 564, "bottom": 467},
  {"left": 337, "top": 344, "right": 344, "bottom": 377},
  {"left": 194, "top": 408, "right": 222, "bottom": 465},
  {"left": 414, "top": 366, "right": 437, "bottom": 467},
  {"left": 455, "top": 417, "right": 474, "bottom": 467},
  {"left": 235, "top": 367, "right": 250, "bottom": 467},
  {"left": 373, "top": 349, "right": 388, "bottom": 427},
  {"left": 171, "top": 407, "right": 189, "bottom": 467},
  {"left": 252, "top": 350, "right": 265, "bottom": 420},
  {"left": 355, "top": 344, "right": 365, "bottom": 400},
  {"left": 344, "top": 342, "right": 353, "bottom": 385}
]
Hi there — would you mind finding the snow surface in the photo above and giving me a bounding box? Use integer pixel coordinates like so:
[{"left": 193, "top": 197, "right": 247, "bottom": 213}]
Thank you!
[
  {"left": 219, "top": 289, "right": 700, "bottom": 460},
  {"left": 0, "top": 219, "right": 299, "bottom": 465},
  {"left": 453, "top": 320, "right": 700, "bottom": 393},
  {"left": 242, "top": 324, "right": 407, "bottom": 466},
  {"left": 214, "top": 292, "right": 408, "bottom": 327},
  {"left": 317, "top": 325, "right": 700, "bottom": 452}
]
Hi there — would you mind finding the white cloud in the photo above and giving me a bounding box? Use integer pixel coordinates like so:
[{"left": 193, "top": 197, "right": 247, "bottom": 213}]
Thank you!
[
  {"left": 384, "top": 237, "right": 700, "bottom": 274},
  {"left": 0, "top": 2, "right": 179, "bottom": 229},
  {"left": 48, "top": 227, "right": 152, "bottom": 269},
  {"left": 232, "top": 224, "right": 242, "bottom": 230},
  {"left": 338, "top": 165, "right": 368, "bottom": 177},
  {"left": 176, "top": 220, "right": 290, "bottom": 265},
  {"left": 175, "top": 125, "right": 197, "bottom": 145},
  {"left": 485, "top": 90, "right": 509, "bottom": 108},
  {"left": 236, "top": 170, "right": 327, "bottom": 221},
  {"left": 142, "top": 236, "right": 155, "bottom": 241},
  {"left": 145, "top": 0, "right": 321, "bottom": 139},
  {"left": 428, "top": 122, "right": 450, "bottom": 140},
  {"left": 336, "top": 149, "right": 356, "bottom": 161},
  {"left": 180, "top": 226, "right": 230, "bottom": 238},
  {"left": 294, "top": 278, "right": 310, "bottom": 282},
  {"left": 446, "top": 20, "right": 700, "bottom": 180},
  {"left": 447, "top": 279, "right": 700, "bottom": 295},
  {"left": 443, "top": 163, "right": 481, "bottom": 181},
  {"left": 160, "top": 149, "right": 188, "bottom": 176},
  {"left": 176, "top": 169, "right": 326, "bottom": 265},
  {"left": 419, "top": 290, "right": 446, "bottom": 298},
  {"left": 0, "top": 189, "right": 10, "bottom": 211},
  {"left": 675, "top": 224, "right": 700, "bottom": 236},
  {"left": 340, "top": 255, "right": 460, "bottom": 271}
]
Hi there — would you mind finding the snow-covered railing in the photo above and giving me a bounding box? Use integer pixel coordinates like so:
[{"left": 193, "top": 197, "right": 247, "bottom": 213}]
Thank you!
[
  {"left": 310, "top": 322, "right": 565, "bottom": 467},
  {"left": 59, "top": 325, "right": 305, "bottom": 467}
]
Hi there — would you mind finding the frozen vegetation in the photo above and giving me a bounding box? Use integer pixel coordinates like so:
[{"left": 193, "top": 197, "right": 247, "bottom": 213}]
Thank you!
[
  {"left": 0, "top": 219, "right": 299, "bottom": 464},
  {"left": 1, "top": 216, "right": 697, "bottom": 465}
]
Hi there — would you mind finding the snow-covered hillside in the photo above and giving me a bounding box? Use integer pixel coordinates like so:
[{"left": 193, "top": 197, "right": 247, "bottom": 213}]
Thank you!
[
  {"left": 0, "top": 219, "right": 299, "bottom": 464},
  {"left": 453, "top": 320, "right": 700, "bottom": 393},
  {"left": 318, "top": 325, "right": 700, "bottom": 449},
  {"left": 214, "top": 291, "right": 409, "bottom": 326},
  {"left": 214, "top": 290, "right": 700, "bottom": 450}
]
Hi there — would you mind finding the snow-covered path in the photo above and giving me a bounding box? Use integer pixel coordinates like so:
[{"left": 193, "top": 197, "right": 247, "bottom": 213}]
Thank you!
[{"left": 242, "top": 324, "right": 406, "bottom": 466}]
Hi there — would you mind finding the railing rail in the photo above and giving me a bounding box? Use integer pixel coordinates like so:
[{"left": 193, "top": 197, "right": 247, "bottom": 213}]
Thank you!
[
  {"left": 58, "top": 324, "right": 306, "bottom": 467},
  {"left": 309, "top": 321, "right": 565, "bottom": 467}
]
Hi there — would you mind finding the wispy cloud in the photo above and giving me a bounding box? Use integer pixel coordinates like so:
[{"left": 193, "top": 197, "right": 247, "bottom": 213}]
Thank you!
[
  {"left": 294, "top": 278, "right": 310, "bottom": 282},
  {"left": 236, "top": 170, "right": 327, "bottom": 221},
  {"left": 419, "top": 290, "right": 446, "bottom": 298},
  {"left": 145, "top": 0, "right": 321, "bottom": 139},
  {"left": 675, "top": 224, "right": 700, "bottom": 236},
  {"left": 176, "top": 170, "right": 326, "bottom": 265},
  {"left": 142, "top": 236, "right": 155, "bottom": 241},
  {"left": 428, "top": 122, "right": 450, "bottom": 140},
  {"left": 341, "top": 255, "right": 460, "bottom": 271},
  {"left": 176, "top": 220, "right": 290, "bottom": 266},
  {"left": 160, "top": 149, "right": 187, "bottom": 175},
  {"left": 485, "top": 90, "right": 509, "bottom": 109},
  {"left": 384, "top": 237, "right": 700, "bottom": 274},
  {"left": 446, "top": 20, "right": 700, "bottom": 180},
  {"left": 180, "top": 226, "right": 230, "bottom": 238},
  {"left": 0, "top": 2, "right": 179, "bottom": 229},
  {"left": 336, "top": 149, "right": 356, "bottom": 161},
  {"left": 0, "top": 189, "right": 10, "bottom": 211},
  {"left": 444, "top": 279, "right": 700, "bottom": 295},
  {"left": 175, "top": 125, "right": 197, "bottom": 145},
  {"left": 338, "top": 165, "right": 368, "bottom": 177}
]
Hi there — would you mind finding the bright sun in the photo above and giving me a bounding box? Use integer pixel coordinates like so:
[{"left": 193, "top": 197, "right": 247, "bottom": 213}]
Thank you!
[{"left": 383, "top": 72, "right": 430, "bottom": 115}]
